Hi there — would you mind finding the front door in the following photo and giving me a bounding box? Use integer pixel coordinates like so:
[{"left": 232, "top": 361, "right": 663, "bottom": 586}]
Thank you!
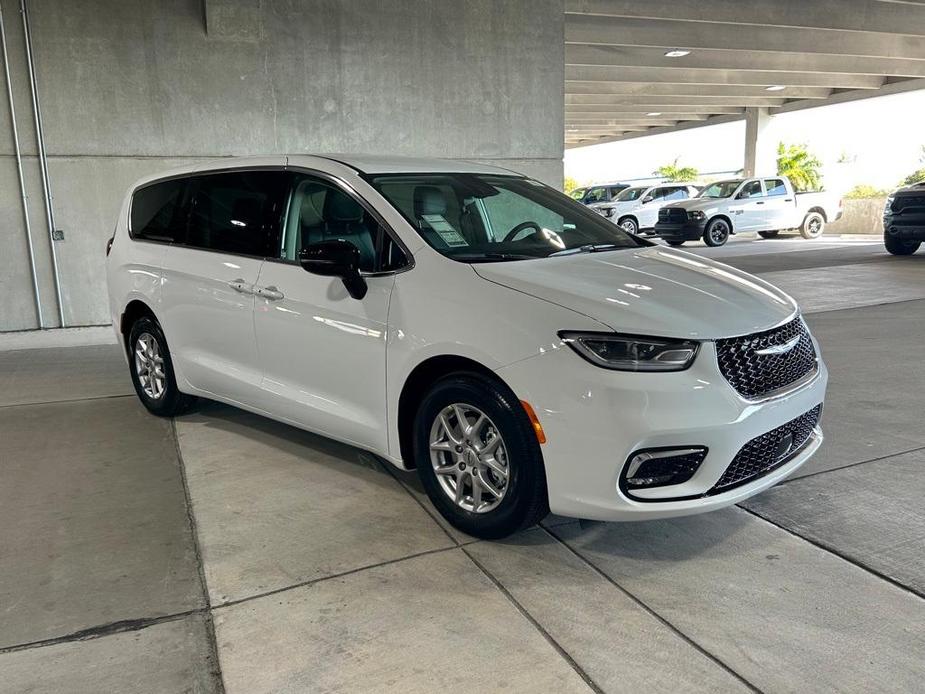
[
  {"left": 729, "top": 179, "right": 766, "bottom": 231},
  {"left": 252, "top": 172, "right": 406, "bottom": 451},
  {"left": 159, "top": 168, "right": 289, "bottom": 405}
]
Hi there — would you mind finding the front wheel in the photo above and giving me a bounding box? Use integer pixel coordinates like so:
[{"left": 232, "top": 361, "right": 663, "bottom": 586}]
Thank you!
[
  {"left": 413, "top": 373, "right": 548, "bottom": 539},
  {"left": 800, "top": 212, "right": 825, "bottom": 239},
  {"left": 703, "top": 218, "right": 730, "bottom": 247},
  {"left": 618, "top": 217, "right": 638, "bottom": 234},
  {"left": 758, "top": 230, "right": 780, "bottom": 239},
  {"left": 884, "top": 232, "right": 921, "bottom": 255},
  {"left": 128, "top": 317, "right": 196, "bottom": 416},
  {"left": 666, "top": 240, "right": 685, "bottom": 247}
]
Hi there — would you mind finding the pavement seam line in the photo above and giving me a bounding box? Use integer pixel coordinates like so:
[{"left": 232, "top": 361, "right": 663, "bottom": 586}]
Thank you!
[
  {"left": 379, "top": 459, "right": 464, "bottom": 547},
  {"left": 0, "top": 609, "right": 207, "bottom": 655},
  {"left": 0, "top": 393, "right": 134, "bottom": 409},
  {"left": 737, "top": 505, "right": 925, "bottom": 601},
  {"left": 211, "top": 545, "right": 461, "bottom": 611},
  {"left": 171, "top": 418, "right": 227, "bottom": 694},
  {"left": 776, "top": 444, "right": 925, "bottom": 486},
  {"left": 460, "top": 545, "right": 605, "bottom": 694},
  {"left": 540, "top": 525, "right": 765, "bottom": 694}
]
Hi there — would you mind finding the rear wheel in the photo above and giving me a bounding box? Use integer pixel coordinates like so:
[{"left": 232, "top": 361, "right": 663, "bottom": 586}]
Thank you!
[
  {"left": 413, "top": 372, "right": 548, "bottom": 539},
  {"left": 128, "top": 317, "right": 196, "bottom": 416},
  {"left": 800, "top": 212, "right": 825, "bottom": 239},
  {"left": 884, "top": 232, "right": 921, "bottom": 255},
  {"left": 703, "top": 218, "right": 730, "bottom": 247},
  {"left": 758, "top": 230, "right": 780, "bottom": 239},
  {"left": 618, "top": 217, "right": 638, "bottom": 234}
]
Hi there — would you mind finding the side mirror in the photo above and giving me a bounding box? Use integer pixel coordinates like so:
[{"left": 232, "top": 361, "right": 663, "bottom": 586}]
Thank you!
[
  {"left": 642, "top": 195, "right": 654, "bottom": 204},
  {"left": 298, "top": 240, "right": 367, "bottom": 300}
]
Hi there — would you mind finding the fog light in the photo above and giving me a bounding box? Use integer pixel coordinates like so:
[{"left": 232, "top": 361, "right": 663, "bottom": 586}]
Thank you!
[{"left": 623, "top": 447, "right": 707, "bottom": 490}]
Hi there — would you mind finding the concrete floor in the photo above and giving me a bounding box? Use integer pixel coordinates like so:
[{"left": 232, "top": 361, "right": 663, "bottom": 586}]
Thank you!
[{"left": 1, "top": 236, "right": 924, "bottom": 693}]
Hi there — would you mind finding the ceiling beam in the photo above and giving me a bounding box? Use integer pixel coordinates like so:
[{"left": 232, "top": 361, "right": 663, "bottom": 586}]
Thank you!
[
  {"left": 566, "top": 44, "right": 925, "bottom": 79},
  {"left": 566, "top": 82, "right": 832, "bottom": 98},
  {"left": 566, "top": 14, "right": 925, "bottom": 60},
  {"left": 566, "top": 105, "right": 744, "bottom": 114},
  {"left": 565, "top": 114, "right": 745, "bottom": 149},
  {"left": 566, "top": 66, "right": 885, "bottom": 89},
  {"left": 565, "top": 94, "right": 788, "bottom": 107},
  {"left": 565, "top": 116, "right": 708, "bottom": 126},
  {"left": 565, "top": 0, "right": 925, "bottom": 36},
  {"left": 770, "top": 76, "right": 925, "bottom": 114}
]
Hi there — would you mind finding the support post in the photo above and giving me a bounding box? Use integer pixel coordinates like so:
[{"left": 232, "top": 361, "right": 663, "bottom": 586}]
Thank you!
[{"left": 744, "top": 107, "right": 775, "bottom": 178}]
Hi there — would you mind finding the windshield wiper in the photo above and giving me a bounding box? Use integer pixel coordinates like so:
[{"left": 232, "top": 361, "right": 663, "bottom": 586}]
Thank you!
[
  {"left": 549, "top": 243, "right": 621, "bottom": 257},
  {"left": 452, "top": 252, "right": 537, "bottom": 262}
]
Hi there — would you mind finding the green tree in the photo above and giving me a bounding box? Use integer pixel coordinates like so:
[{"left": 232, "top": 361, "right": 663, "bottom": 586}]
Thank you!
[
  {"left": 563, "top": 176, "right": 581, "bottom": 194},
  {"left": 777, "top": 142, "right": 823, "bottom": 192},
  {"left": 844, "top": 184, "right": 890, "bottom": 199},
  {"left": 654, "top": 158, "right": 698, "bottom": 182}
]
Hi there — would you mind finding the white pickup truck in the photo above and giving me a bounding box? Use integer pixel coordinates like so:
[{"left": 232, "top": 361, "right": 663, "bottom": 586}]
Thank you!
[{"left": 653, "top": 176, "right": 843, "bottom": 247}]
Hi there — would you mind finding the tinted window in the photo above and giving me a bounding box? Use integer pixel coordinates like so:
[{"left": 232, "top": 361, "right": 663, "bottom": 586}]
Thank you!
[
  {"left": 763, "top": 178, "right": 787, "bottom": 197},
  {"left": 131, "top": 178, "right": 188, "bottom": 242},
  {"left": 369, "top": 174, "right": 644, "bottom": 262},
  {"left": 740, "top": 180, "right": 764, "bottom": 199},
  {"left": 584, "top": 186, "right": 608, "bottom": 203},
  {"left": 281, "top": 174, "right": 406, "bottom": 273},
  {"left": 616, "top": 186, "right": 648, "bottom": 202},
  {"left": 185, "top": 171, "right": 288, "bottom": 256},
  {"left": 664, "top": 187, "right": 690, "bottom": 201}
]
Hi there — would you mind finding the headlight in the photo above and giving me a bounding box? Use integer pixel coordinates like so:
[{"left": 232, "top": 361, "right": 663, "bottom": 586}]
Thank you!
[
  {"left": 558, "top": 331, "right": 699, "bottom": 371},
  {"left": 688, "top": 210, "right": 706, "bottom": 221},
  {"left": 602, "top": 207, "right": 615, "bottom": 217},
  {"left": 884, "top": 196, "right": 895, "bottom": 215}
]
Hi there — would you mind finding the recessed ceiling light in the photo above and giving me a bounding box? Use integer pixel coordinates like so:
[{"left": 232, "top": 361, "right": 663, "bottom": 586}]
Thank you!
[
  {"left": 664, "top": 49, "right": 691, "bottom": 58},
  {"left": 646, "top": 112, "right": 663, "bottom": 116},
  {"left": 765, "top": 85, "right": 786, "bottom": 91}
]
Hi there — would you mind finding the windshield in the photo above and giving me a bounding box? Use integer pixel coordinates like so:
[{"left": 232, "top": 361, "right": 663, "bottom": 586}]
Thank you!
[
  {"left": 698, "top": 180, "right": 743, "bottom": 199},
  {"left": 615, "top": 186, "right": 649, "bottom": 202},
  {"left": 569, "top": 187, "right": 587, "bottom": 200},
  {"left": 368, "top": 174, "right": 645, "bottom": 262}
]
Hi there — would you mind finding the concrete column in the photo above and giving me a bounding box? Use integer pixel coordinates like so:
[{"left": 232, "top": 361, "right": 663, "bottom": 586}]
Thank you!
[{"left": 743, "top": 107, "right": 776, "bottom": 177}]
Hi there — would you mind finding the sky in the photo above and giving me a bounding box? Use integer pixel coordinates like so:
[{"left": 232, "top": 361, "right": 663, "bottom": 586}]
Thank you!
[{"left": 564, "top": 89, "right": 925, "bottom": 194}]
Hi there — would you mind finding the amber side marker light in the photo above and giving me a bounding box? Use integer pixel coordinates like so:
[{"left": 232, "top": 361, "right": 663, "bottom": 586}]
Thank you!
[{"left": 520, "top": 400, "right": 547, "bottom": 444}]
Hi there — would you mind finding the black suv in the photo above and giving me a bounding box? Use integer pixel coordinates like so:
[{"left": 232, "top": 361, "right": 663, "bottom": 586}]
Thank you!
[{"left": 883, "top": 182, "right": 925, "bottom": 255}]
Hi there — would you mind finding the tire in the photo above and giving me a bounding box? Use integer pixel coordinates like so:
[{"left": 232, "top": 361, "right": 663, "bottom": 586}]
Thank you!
[
  {"left": 703, "top": 218, "right": 730, "bottom": 247},
  {"left": 884, "top": 231, "right": 921, "bottom": 256},
  {"left": 800, "top": 212, "right": 825, "bottom": 239},
  {"left": 618, "top": 217, "right": 638, "bottom": 234},
  {"left": 413, "top": 372, "right": 549, "bottom": 539},
  {"left": 758, "top": 230, "right": 780, "bottom": 239},
  {"left": 128, "top": 316, "right": 196, "bottom": 416},
  {"left": 666, "top": 240, "right": 685, "bottom": 247}
]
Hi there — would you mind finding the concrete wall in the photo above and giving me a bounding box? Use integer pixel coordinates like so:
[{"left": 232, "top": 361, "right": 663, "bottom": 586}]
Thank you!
[
  {"left": 1, "top": 0, "right": 565, "bottom": 330},
  {"left": 826, "top": 198, "right": 888, "bottom": 235}
]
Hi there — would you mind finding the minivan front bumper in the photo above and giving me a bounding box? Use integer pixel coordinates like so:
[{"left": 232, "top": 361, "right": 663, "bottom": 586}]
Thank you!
[{"left": 496, "top": 339, "right": 827, "bottom": 521}]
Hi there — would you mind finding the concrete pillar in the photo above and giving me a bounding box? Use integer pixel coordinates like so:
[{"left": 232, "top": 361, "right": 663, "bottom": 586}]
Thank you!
[{"left": 743, "top": 107, "right": 776, "bottom": 177}]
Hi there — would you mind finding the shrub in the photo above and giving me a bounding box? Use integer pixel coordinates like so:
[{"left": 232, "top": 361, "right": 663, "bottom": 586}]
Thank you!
[{"left": 844, "top": 184, "right": 890, "bottom": 199}]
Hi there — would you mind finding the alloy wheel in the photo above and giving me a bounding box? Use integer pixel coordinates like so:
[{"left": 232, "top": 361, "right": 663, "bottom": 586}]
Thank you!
[
  {"left": 429, "top": 403, "right": 509, "bottom": 513},
  {"left": 134, "top": 332, "right": 166, "bottom": 400}
]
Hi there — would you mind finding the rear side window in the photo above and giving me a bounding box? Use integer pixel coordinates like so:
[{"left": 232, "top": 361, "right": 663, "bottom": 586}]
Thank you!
[
  {"left": 131, "top": 178, "right": 187, "bottom": 242},
  {"left": 763, "top": 179, "right": 787, "bottom": 197},
  {"left": 185, "top": 171, "right": 288, "bottom": 257}
]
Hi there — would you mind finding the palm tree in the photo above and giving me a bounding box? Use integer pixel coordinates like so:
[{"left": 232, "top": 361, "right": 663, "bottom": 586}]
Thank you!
[
  {"left": 654, "top": 158, "right": 698, "bottom": 182},
  {"left": 777, "top": 143, "right": 822, "bottom": 191}
]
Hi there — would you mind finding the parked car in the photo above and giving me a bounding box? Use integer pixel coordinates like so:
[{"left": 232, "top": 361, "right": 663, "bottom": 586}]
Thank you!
[
  {"left": 882, "top": 182, "right": 925, "bottom": 255},
  {"left": 573, "top": 182, "right": 629, "bottom": 205},
  {"left": 107, "top": 155, "right": 827, "bottom": 539},
  {"left": 654, "top": 176, "right": 843, "bottom": 247},
  {"left": 591, "top": 183, "right": 700, "bottom": 234}
]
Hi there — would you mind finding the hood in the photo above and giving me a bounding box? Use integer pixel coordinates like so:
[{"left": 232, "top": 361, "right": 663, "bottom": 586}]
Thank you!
[
  {"left": 472, "top": 246, "right": 797, "bottom": 340},
  {"left": 664, "top": 197, "right": 728, "bottom": 213}
]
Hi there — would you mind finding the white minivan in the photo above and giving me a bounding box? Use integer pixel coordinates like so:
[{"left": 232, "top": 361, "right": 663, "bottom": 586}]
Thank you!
[{"left": 107, "top": 155, "right": 827, "bottom": 539}]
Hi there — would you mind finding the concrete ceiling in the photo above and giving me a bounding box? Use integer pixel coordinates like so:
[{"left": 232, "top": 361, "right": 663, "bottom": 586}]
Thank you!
[{"left": 565, "top": 0, "right": 925, "bottom": 148}]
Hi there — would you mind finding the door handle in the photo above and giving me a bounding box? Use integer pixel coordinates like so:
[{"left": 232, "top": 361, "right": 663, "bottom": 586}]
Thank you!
[
  {"left": 756, "top": 201, "right": 765, "bottom": 205},
  {"left": 785, "top": 198, "right": 793, "bottom": 202},
  {"left": 228, "top": 279, "right": 253, "bottom": 293},
  {"left": 255, "top": 285, "right": 285, "bottom": 301}
]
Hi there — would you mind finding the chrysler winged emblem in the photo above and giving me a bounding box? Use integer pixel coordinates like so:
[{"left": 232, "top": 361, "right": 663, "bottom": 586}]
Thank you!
[{"left": 755, "top": 335, "right": 801, "bottom": 356}]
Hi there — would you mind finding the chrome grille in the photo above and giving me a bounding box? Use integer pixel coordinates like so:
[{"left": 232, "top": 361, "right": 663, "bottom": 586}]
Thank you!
[
  {"left": 709, "top": 405, "right": 822, "bottom": 494},
  {"left": 715, "top": 317, "right": 817, "bottom": 400}
]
